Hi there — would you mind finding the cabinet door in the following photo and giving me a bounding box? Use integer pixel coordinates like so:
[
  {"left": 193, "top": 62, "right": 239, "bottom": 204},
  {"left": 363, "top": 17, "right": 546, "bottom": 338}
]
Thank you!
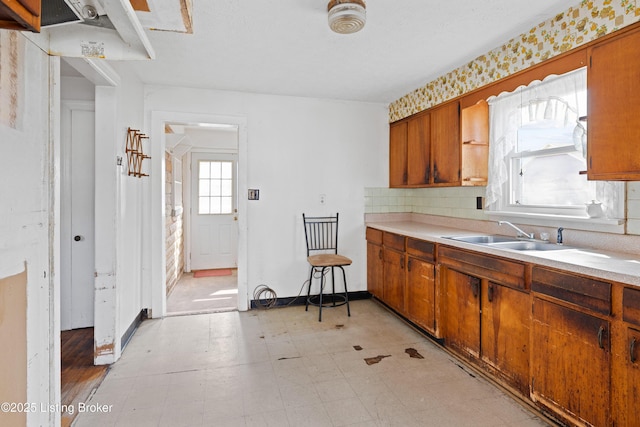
[
  {"left": 531, "top": 297, "right": 610, "bottom": 426},
  {"left": 460, "top": 100, "right": 489, "bottom": 186},
  {"left": 443, "top": 268, "right": 480, "bottom": 357},
  {"left": 389, "top": 121, "right": 408, "bottom": 187},
  {"left": 407, "top": 113, "right": 431, "bottom": 185},
  {"left": 366, "top": 241, "right": 383, "bottom": 298},
  {"left": 383, "top": 248, "right": 405, "bottom": 313},
  {"left": 406, "top": 257, "right": 436, "bottom": 334},
  {"left": 626, "top": 327, "right": 640, "bottom": 426},
  {"left": 431, "top": 101, "right": 461, "bottom": 185},
  {"left": 588, "top": 28, "right": 640, "bottom": 180},
  {"left": 481, "top": 282, "right": 530, "bottom": 395}
]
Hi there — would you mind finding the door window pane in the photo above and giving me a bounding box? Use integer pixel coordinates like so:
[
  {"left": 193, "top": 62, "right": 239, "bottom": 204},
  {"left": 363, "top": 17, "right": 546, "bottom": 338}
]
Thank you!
[{"left": 198, "top": 160, "right": 234, "bottom": 215}]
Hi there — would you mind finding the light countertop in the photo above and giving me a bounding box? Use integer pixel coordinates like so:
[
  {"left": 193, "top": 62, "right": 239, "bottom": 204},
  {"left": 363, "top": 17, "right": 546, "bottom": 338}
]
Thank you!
[{"left": 366, "top": 219, "right": 640, "bottom": 287}]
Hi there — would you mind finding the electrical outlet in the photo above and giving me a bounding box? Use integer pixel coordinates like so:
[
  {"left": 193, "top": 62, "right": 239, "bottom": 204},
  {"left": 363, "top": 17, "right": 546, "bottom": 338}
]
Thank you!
[{"left": 319, "top": 194, "right": 326, "bottom": 205}]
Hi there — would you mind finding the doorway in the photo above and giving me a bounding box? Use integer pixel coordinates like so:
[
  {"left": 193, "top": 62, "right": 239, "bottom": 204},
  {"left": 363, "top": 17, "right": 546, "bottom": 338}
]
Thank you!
[
  {"left": 161, "top": 121, "right": 243, "bottom": 316},
  {"left": 60, "top": 101, "right": 95, "bottom": 331}
]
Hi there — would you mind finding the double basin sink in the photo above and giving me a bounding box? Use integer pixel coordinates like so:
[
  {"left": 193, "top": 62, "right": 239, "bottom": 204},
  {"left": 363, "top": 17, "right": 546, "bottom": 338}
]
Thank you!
[{"left": 445, "top": 235, "right": 569, "bottom": 252}]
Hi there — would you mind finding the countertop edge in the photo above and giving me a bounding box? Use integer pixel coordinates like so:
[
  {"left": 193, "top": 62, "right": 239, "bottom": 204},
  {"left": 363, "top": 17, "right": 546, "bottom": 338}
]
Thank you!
[{"left": 366, "top": 220, "right": 640, "bottom": 288}]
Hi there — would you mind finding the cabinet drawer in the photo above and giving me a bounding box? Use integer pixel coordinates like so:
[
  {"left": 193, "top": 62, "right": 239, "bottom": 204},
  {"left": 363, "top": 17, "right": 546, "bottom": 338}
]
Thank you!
[
  {"left": 383, "top": 232, "right": 405, "bottom": 251},
  {"left": 438, "top": 246, "right": 525, "bottom": 290},
  {"left": 623, "top": 287, "right": 640, "bottom": 327},
  {"left": 366, "top": 227, "right": 383, "bottom": 245},
  {"left": 406, "top": 238, "right": 435, "bottom": 262},
  {"left": 531, "top": 266, "right": 611, "bottom": 315}
]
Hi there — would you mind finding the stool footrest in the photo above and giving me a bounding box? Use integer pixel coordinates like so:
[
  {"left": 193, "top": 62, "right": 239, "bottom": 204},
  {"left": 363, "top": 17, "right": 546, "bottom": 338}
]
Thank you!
[{"left": 307, "top": 293, "right": 348, "bottom": 308}]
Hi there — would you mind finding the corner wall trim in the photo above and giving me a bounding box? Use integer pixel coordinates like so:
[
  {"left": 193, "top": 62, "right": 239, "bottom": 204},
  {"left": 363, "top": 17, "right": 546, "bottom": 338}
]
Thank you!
[{"left": 120, "top": 309, "right": 148, "bottom": 350}]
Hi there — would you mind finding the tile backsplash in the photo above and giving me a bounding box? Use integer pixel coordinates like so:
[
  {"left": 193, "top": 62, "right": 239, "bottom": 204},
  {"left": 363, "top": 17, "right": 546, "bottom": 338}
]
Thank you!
[
  {"left": 366, "top": 184, "right": 640, "bottom": 236},
  {"left": 365, "top": 187, "right": 487, "bottom": 220}
]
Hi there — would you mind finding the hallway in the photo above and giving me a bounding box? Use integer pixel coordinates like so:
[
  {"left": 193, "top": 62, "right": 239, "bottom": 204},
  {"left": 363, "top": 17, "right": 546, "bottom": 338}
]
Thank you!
[
  {"left": 166, "top": 270, "right": 238, "bottom": 316},
  {"left": 72, "top": 300, "right": 550, "bottom": 426}
]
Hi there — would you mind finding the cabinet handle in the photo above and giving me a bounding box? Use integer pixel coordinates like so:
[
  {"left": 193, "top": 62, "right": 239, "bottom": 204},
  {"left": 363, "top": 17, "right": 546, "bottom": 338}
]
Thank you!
[
  {"left": 631, "top": 337, "right": 637, "bottom": 363},
  {"left": 400, "top": 256, "right": 404, "bottom": 270},
  {"left": 407, "top": 259, "right": 412, "bottom": 272},
  {"left": 378, "top": 249, "right": 382, "bottom": 260},
  {"left": 403, "top": 172, "right": 408, "bottom": 184},
  {"left": 487, "top": 283, "right": 494, "bottom": 302},
  {"left": 434, "top": 164, "right": 439, "bottom": 182},
  {"left": 425, "top": 168, "right": 430, "bottom": 183},
  {"left": 598, "top": 326, "right": 606, "bottom": 349}
]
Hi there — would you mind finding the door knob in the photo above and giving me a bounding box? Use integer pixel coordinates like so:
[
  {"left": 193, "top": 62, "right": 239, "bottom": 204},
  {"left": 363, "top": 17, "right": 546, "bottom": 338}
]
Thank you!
[{"left": 74, "top": 235, "right": 82, "bottom": 241}]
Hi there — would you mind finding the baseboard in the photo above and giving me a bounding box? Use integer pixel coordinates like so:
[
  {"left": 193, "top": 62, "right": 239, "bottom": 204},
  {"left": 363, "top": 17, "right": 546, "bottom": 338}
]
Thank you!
[
  {"left": 120, "top": 309, "right": 148, "bottom": 350},
  {"left": 251, "top": 291, "right": 371, "bottom": 309}
]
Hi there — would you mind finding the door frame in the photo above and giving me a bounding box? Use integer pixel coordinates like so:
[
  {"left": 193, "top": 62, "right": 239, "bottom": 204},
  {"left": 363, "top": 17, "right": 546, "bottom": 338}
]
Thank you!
[{"left": 149, "top": 111, "right": 248, "bottom": 316}]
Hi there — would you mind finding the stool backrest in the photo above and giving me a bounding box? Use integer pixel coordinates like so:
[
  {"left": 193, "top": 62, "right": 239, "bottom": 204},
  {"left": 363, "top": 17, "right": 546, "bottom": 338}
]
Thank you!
[{"left": 302, "top": 213, "right": 340, "bottom": 257}]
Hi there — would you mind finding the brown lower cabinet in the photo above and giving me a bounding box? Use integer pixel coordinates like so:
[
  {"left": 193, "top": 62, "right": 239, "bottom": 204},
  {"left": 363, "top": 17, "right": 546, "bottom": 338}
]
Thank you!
[
  {"left": 442, "top": 268, "right": 481, "bottom": 357},
  {"left": 530, "top": 296, "right": 611, "bottom": 426},
  {"left": 618, "top": 287, "right": 640, "bottom": 427},
  {"left": 366, "top": 228, "right": 383, "bottom": 299},
  {"left": 366, "top": 229, "right": 437, "bottom": 335},
  {"left": 365, "top": 230, "right": 640, "bottom": 426},
  {"left": 383, "top": 245, "right": 405, "bottom": 312},
  {"left": 440, "top": 247, "right": 530, "bottom": 395},
  {"left": 624, "top": 327, "right": 640, "bottom": 426},
  {"left": 406, "top": 238, "right": 436, "bottom": 334},
  {"left": 406, "top": 256, "right": 436, "bottom": 334}
]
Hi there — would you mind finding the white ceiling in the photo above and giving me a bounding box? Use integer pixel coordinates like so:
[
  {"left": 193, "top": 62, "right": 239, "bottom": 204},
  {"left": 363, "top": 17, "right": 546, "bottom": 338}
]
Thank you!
[{"left": 126, "top": 0, "right": 579, "bottom": 104}]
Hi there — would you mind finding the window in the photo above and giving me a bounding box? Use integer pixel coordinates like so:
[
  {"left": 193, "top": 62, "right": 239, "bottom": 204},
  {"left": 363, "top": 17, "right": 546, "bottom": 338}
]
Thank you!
[
  {"left": 486, "top": 67, "right": 623, "bottom": 220},
  {"left": 198, "top": 160, "right": 234, "bottom": 215}
]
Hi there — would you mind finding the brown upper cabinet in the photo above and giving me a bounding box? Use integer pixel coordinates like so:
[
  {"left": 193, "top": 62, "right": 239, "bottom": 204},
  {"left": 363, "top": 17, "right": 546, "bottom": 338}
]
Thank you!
[
  {"left": 0, "top": 0, "right": 40, "bottom": 32},
  {"left": 430, "top": 101, "right": 460, "bottom": 185},
  {"left": 460, "top": 100, "right": 489, "bottom": 186},
  {"left": 587, "top": 26, "right": 640, "bottom": 180},
  {"left": 389, "top": 100, "right": 461, "bottom": 187},
  {"left": 389, "top": 113, "right": 430, "bottom": 187},
  {"left": 389, "top": 22, "right": 640, "bottom": 187}
]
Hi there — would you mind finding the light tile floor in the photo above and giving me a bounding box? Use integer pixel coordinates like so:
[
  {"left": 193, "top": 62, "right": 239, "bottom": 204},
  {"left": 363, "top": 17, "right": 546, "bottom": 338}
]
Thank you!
[
  {"left": 167, "top": 271, "right": 238, "bottom": 315},
  {"left": 73, "top": 300, "right": 552, "bottom": 427}
]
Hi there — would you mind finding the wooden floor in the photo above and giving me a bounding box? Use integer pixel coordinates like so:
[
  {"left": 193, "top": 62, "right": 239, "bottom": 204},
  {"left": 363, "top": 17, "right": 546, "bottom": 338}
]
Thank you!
[{"left": 61, "top": 328, "right": 108, "bottom": 427}]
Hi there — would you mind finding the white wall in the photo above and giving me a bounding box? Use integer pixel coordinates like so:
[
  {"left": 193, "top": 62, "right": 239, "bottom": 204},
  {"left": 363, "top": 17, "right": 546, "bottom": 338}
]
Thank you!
[
  {"left": 112, "top": 63, "right": 145, "bottom": 344},
  {"left": 186, "top": 127, "right": 238, "bottom": 150},
  {"left": 144, "top": 86, "right": 388, "bottom": 308},
  {"left": 61, "top": 75, "right": 95, "bottom": 101},
  {"left": 0, "top": 32, "right": 57, "bottom": 426},
  {"left": 93, "top": 62, "right": 146, "bottom": 363}
]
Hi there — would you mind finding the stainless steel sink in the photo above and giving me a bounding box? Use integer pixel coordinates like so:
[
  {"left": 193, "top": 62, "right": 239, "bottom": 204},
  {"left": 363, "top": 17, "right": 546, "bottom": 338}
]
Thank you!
[
  {"left": 446, "top": 235, "right": 521, "bottom": 244},
  {"left": 489, "top": 241, "right": 568, "bottom": 251},
  {"left": 444, "top": 235, "right": 571, "bottom": 251}
]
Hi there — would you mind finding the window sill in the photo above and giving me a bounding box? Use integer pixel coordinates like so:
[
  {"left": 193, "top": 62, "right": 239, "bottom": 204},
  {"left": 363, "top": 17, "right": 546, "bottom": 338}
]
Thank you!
[{"left": 485, "top": 210, "right": 625, "bottom": 234}]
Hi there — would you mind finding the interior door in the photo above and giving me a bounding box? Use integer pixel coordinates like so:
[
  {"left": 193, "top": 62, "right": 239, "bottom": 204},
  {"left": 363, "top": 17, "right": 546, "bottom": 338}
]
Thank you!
[
  {"left": 60, "top": 103, "right": 95, "bottom": 330},
  {"left": 190, "top": 152, "right": 238, "bottom": 270}
]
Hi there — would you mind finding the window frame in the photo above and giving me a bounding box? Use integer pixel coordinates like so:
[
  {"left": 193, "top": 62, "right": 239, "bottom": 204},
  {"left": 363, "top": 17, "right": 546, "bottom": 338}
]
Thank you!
[
  {"left": 197, "top": 159, "right": 235, "bottom": 216},
  {"left": 485, "top": 67, "right": 625, "bottom": 233}
]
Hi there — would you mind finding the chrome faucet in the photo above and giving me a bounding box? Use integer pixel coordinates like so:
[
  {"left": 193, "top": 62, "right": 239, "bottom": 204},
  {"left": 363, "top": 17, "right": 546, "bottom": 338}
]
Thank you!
[
  {"left": 557, "top": 227, "right": 564, "bottom": 245},
  {"left": 498, "top": 221, "right": 534, "bottom": 239}
]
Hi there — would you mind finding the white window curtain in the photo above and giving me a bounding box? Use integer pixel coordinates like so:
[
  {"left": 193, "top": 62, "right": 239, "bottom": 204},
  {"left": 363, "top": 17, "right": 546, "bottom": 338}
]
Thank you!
[{"left": 485, "top": 68, "right": 623, "bottom": 219}]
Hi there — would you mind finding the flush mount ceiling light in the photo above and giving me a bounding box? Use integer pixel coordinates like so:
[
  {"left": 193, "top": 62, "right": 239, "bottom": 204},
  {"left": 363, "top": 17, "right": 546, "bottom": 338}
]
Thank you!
[{"left": 327, "top": 0, "right": 366, "bottom": 34}]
